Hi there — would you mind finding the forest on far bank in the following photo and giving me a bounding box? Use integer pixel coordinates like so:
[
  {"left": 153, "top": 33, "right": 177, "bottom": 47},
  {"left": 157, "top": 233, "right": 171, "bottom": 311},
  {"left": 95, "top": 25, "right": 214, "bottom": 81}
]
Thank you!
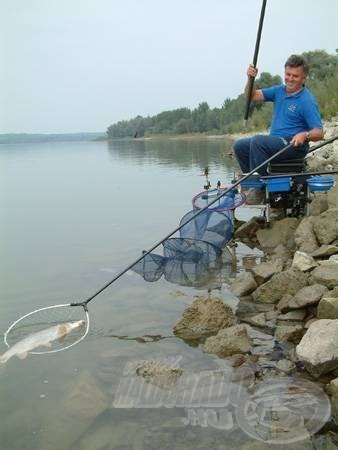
[{"left": 107, "top": 50, "right": 338, "bottom": 139}]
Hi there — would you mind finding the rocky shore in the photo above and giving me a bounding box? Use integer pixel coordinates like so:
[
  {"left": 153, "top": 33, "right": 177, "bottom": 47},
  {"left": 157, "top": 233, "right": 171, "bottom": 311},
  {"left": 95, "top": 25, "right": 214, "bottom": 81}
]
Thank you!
[
  {"left": 36, "top": 122, "right": 338, "bottom": 449},
  {"left": 172, "top": 119, "right": 338, "bottom": 443}
]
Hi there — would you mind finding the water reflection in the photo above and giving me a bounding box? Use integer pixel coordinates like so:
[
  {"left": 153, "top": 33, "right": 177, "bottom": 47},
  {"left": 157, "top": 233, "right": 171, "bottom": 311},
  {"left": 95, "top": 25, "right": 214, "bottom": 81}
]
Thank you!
[{"left": 106, "top": 137, "right": 235, "bottom": 170}]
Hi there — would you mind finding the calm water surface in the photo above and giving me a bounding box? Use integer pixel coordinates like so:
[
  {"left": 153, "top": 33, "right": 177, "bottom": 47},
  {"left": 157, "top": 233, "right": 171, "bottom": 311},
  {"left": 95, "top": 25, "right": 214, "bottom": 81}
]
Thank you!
[{"left": 0, "top": 138, "right": 262, "bottom": 450}]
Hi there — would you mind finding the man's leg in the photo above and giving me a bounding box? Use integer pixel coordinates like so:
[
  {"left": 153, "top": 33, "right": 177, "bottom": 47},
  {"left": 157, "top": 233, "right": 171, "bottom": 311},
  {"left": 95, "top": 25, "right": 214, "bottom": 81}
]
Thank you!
[
  {"left": 249, "top": 135, "right": 291, "bottom": 175},
  {"left": 233, "top": 137, "right": 252, "bottom": 173}
]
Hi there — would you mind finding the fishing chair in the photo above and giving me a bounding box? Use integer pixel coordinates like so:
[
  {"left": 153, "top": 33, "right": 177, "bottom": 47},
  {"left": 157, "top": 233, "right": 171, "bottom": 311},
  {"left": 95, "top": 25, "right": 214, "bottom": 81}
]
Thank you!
[
  {"left": 264, "top": 156, "right": 308, "bottom": 225},
  {"left": 267, "top": 157, "right": 306, "bottom": 175}
]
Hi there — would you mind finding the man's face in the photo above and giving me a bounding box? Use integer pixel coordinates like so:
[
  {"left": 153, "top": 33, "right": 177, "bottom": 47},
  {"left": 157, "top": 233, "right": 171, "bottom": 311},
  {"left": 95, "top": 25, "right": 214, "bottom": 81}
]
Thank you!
[{"left": 284, "top": 65, "right": 307, "bottom": 93}]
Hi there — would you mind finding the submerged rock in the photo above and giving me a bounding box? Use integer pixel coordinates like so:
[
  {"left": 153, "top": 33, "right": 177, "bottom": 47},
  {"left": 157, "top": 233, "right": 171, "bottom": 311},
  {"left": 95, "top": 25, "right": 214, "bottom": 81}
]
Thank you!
[
  {"left": 296, "top": 319, "right": 338, "bottom": 377},
  {"left": 135, "top": 361, "right": 183, "bottom": 390},
  {"left": 204, "top": 324, "right": 252, "bottom": 357},
  {"left": 173, "top": 295, "right": 236, "bottom": 340},
  {"left": 39, "top": 370, "right": 109, "bottom": 450}
]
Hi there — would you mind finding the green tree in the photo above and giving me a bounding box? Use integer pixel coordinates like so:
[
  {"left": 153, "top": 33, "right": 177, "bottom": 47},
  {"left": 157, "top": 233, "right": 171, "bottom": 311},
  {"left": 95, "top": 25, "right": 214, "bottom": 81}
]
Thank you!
[{"left": 106, "top": 50, "right": 338, "bottom": 139}]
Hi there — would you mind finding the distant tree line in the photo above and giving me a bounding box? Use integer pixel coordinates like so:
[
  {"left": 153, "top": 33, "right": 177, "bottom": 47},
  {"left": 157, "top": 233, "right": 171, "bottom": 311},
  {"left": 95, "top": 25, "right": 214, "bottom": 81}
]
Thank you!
[{"left": 107, "top": 50, "right": 338, "bottom": 139}]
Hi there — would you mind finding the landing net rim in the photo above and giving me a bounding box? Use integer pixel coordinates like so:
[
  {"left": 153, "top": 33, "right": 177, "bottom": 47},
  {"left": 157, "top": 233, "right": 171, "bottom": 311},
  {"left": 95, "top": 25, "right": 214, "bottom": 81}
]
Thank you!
[
  {"left": 4, "top": 303, "right": 90, "bottom": 355},
  {"left": 192, "top": 188, "right": 246, "bottom": 212}
]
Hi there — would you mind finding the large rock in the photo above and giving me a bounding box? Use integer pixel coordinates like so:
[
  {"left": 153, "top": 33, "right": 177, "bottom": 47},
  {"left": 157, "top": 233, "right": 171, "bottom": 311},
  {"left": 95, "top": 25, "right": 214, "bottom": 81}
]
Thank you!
[
  {"left": 173, "top": 295, "right": 236, "bottom": 340},
  {"left": 327, "top": 378, "right": 338, "bottom": 422},
  {"left": 312, "top": 208, "right": 338, "bottom": 245},
  {"left": 330, "top": 286, "right": 338, "bottom": 298},
  {"left": 270, "top": 243, "right": 292, "bottom": 265},
  {"left": 243, "top": 310, "right": 278, "bottom": 329},
  {"left": 230, "top": 271, "right": 257, "bottom": 296},
  {"left": 306, "top": 127, "right": 338, "bottom": 172},
  {"left": 276, "top": 294, "right": 294, "bottom": 312},
  {"left": 311, "top": 244, "right": 338, "bottom": 258},
  {"left": 275, "top": 324, "right": 304, "bottom": 343},
  {"left": 294, "top": 217, "right": 319, "bottom": 253},
  {"left": 310, "top": 262, "right": 338, "bottom": 289},
  {"left": 234, "top": 217, "right": 262, "bottom": 239},
  {"left": 250, "top": 260, "right": 283, "bottom": 285},
  {"left": 291, "top": 251, "right": 317, "bottom": 272},
  {"left": 278, "top": 309, "right": 307, "bottom": 321},
  {"left": 317, "top": 297, "right": 338, "bottom": 319},
  {"left": 308, "top": 192, "right": 329, "bottom": 216},
  {"left": 204, "top": 324, "right": 252, "bottom": 357},
  {"left": 256, "top": 218, "right": 299, "bottom": 250},
  {"left": 287, "top": 284, "right": 328, "bottom": 309},
  {"left": 328, "top": 176, "right": 338, "bottom": 208},
  {"left": 252, "top": 268, "right": 308, "bottom": 304},
  {"left": 296, "top": 319, "right": 338, "bottom": 377}
]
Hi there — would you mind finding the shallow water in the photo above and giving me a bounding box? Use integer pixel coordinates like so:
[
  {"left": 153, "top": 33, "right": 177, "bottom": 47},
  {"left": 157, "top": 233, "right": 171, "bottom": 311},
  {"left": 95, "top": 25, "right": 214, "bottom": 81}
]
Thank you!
[{"left": 0, "top": 137, "right": 274, "bottom": 449}]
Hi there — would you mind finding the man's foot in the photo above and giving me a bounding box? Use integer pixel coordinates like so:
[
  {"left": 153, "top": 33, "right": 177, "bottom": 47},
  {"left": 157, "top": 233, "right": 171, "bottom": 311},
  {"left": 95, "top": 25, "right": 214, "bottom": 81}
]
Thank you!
[{"left": 244, "top": 188, "right": 265, "bottom": 205}]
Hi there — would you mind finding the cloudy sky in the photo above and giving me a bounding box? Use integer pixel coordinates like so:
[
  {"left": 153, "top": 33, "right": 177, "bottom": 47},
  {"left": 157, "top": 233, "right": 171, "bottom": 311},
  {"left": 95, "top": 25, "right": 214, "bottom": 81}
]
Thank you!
[{"left": 1, "top": 0, "right": 337, "bottom": 134}]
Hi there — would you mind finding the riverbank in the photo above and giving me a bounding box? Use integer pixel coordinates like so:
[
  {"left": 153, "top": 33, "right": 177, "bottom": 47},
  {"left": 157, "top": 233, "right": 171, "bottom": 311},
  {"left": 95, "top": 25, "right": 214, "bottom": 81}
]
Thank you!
[{"left": 170, "top": 118, "right": 338, "bottom": 446}]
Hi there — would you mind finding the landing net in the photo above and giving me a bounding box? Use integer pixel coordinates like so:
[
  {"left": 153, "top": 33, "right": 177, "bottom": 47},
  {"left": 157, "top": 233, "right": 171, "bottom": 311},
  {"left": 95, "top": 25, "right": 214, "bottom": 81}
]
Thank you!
[{"left": 132, "top": 190, "right": 241, "bottom": 287}]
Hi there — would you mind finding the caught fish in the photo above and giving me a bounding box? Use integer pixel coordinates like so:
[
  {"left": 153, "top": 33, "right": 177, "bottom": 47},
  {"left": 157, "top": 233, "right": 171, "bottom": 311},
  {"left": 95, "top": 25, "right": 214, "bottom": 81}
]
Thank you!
[{"left": 0, "top": 320, "right": 85, "bottom": 363}]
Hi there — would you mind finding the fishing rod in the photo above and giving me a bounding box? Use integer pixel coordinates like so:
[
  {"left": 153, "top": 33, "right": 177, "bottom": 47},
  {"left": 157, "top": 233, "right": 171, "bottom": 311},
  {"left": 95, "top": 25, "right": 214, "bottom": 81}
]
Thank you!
[
  {"left": 307, "top": 134, "right": 338, "bottom": 154},
  {"left": 76, "top": 142, "right": 292, "bottom": 307},
  {"left": 260, "top": 134, "right": 338, "bottom": 179},
  {"left": 244, "top": 0, "right": 267, "bottom": 127},
  {"left": 261, "top": 170, "right": 338, "bottom": 180},
  {"left": 3, "top": 134, "right": 337, "bottom": 355}
]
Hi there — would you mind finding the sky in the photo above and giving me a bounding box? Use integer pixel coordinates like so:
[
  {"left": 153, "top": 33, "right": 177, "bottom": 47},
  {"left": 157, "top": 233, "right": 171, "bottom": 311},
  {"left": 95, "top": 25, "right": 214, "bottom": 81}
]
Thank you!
[{"left": 1, "top": 0, "right": 337, "bottom": 134}]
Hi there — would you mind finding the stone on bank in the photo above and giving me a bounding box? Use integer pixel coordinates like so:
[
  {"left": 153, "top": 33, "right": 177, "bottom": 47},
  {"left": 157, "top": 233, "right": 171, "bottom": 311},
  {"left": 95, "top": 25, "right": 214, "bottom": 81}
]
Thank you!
[{"left": 296, "top": 319, "right": 338, "bottom": 377}]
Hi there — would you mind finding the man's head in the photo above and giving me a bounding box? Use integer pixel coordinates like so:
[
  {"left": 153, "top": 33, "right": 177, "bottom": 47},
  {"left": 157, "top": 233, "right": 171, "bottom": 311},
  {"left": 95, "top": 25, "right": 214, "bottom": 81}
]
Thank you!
[{"left": 284, "top": 54, "right": 309, "bottom": 93}]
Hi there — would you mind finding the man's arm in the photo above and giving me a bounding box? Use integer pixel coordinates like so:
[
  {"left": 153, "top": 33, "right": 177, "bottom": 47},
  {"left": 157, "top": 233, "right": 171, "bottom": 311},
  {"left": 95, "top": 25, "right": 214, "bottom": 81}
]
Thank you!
[
  {"left": 245, "top": 64, "right": 264, "bottom": 102},
  {"left": 291, "top": 128, "right": 324, "bottom": 147}
]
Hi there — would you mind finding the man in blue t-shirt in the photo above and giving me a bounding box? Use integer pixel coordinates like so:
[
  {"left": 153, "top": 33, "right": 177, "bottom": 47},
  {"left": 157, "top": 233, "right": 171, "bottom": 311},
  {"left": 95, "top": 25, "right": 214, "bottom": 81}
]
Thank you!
[{"left": 233, "top": 55, "right": 324, "bottom": 184}]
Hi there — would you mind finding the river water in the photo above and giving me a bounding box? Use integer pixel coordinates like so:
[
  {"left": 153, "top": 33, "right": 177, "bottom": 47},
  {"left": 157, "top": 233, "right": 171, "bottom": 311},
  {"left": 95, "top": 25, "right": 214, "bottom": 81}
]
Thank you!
[{"left": 0, "top": 138, "right": 268, "bottom": 450}]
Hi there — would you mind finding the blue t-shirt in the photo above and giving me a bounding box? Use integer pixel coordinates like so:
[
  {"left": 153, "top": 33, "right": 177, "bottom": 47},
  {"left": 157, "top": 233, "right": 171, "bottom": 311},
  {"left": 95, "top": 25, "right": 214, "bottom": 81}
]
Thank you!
[{"left": 262, "top": 84, "right": 322, "bottom": 137}]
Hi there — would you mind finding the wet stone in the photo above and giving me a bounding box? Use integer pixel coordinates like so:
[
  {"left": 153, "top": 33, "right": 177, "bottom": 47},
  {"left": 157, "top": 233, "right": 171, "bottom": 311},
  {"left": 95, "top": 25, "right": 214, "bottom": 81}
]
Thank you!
[{"left": 173, "top": 295, "right": 237, "bottom": 340}]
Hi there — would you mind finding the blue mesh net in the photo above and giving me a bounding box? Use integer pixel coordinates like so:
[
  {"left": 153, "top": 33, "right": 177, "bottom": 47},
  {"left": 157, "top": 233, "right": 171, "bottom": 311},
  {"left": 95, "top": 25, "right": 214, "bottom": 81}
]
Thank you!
[
  {"left": 132, "top": 242, "right": 234, "bottom": 287},
  {"left": 179, "top": 209, "right": 233, "bottom": 249},
  {"left": 192, "top": 188, "right": 246, "bottom": 212},
  {"left": 132, "top": 189, "right": 238, "bottom": 287}
]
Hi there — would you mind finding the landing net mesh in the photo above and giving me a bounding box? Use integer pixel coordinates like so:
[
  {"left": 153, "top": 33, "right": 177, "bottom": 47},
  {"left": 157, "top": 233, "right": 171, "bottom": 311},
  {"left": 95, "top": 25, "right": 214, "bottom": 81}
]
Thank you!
[{"left": 132, "top": 190, "right": 240, "bottom": 287}]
